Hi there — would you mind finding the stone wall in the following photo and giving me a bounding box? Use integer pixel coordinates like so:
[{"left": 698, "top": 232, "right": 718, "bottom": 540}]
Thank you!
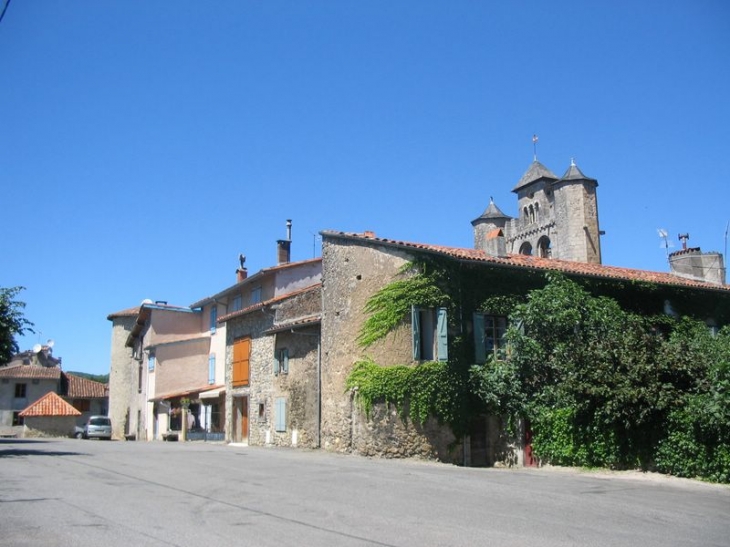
[
  {"left": 23, "top": 416, "right": 76, "bottom": 438},
  {"left": 108, "top": 316, "right": 140, "bottom": 440},
  {"left": 321, "top": 235, "right": 459, "bottom": 461}
]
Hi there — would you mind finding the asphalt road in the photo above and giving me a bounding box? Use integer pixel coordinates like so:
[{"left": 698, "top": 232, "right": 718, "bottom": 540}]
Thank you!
[{"left": 0, "top": 438, "right": 728, "bottom": 547}]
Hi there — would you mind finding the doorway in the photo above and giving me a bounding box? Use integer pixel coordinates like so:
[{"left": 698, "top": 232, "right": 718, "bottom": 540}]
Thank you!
[{"left": 233, "top": 396, "right": 249, "bottom": 444}]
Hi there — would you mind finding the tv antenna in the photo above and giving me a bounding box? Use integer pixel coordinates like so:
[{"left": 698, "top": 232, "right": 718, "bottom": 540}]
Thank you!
[{"left": 657, "top": 228, "right": 673, "bottom": 258}]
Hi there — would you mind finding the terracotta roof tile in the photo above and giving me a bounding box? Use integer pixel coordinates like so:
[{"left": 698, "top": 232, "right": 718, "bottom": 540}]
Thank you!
[
  {"left": 265, "top": 314, "right": 321, "bottom": 334},
  {"left": 107, "top": 306, "right": 141, "bottom": 320},
  {"left": 19, "top": 392, "right": 81, "bottom": 417},
  {"left": 0, "top": 365, "right": 62, "bottom": 379},
  {"left": 65, "top": 374, "right": 108, "bottom": 399},
  {"left": 218, "top": 283, "right": 322, "bottom": 323},
  {"left": 322, "top": 231, "right": 730, "bottom": 293}
]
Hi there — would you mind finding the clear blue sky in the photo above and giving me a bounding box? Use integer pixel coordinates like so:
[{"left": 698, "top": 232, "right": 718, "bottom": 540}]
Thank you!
[{"left": 2, "top": 2, "right": 728, "bottom": 375}]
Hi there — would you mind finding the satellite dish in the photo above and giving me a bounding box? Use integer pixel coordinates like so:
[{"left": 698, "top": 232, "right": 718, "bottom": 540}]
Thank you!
[
  {"left": 32, "top": 344, "right": 42, "bottom": 354},
  {"left": 46, "top": 339, "right": 55, "bottom": 348},
  {"left": 141, "top": 298, "right": 154, "bottom": 305}
]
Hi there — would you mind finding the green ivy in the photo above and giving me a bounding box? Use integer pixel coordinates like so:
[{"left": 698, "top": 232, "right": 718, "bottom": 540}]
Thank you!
[
  {"left": 357, "top": 261, "right": 449, "bottom": 348},
  {"left": 346, "top": 358, "right": 471, "bottom": 434}
]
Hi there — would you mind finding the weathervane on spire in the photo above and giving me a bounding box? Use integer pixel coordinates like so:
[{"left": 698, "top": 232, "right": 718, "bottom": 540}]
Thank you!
[{"left": 532, "top": 134, "right": 539, "bottom": 161}]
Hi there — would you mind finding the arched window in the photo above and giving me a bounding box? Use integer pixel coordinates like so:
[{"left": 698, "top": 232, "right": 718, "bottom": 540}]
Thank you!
[
  {"left": 534, "top": 202, "right": 540, "bottom": 222},
  {"left": 519, "top": 241, "right": 533, "bottom": 255},
  {"left": 537, "top": 236, "right": 551, "bottom": 258},
  {"left": 529, "top": 205, "right": 535, "bottom": 223},
  {"left": 523, "top": 206, "right": 528, "bottom": 219}
]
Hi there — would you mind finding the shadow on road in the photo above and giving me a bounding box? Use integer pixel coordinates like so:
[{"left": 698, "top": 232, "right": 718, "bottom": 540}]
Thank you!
[{"left": 0, "top": 439, "right": 87, "bottom": 458}]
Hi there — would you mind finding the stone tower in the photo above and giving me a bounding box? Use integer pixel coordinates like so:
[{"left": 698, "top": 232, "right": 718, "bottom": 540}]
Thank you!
[{"left": 473, "top": 158, "right": 602, "bottom": 264}]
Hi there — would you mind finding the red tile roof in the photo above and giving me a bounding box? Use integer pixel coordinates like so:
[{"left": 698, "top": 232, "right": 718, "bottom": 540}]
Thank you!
[
  {"left": 107, "top": 306, "right": 140, "bottom": 320},
  {"left": 322, "top": 231, "right": 730, "bottom": 293},
  {"left": 0, "top": 365, "right": 61, "bottom": 380},
  {"left": 19, "top": 392, "right": 81, "bottom": 417},
  {"left": 66, "top": 374, "right": 108, "bottom": 399},
  {"left": 265, "top": 314, "right": 321, "bottom": 334},
  {"left": 218, "top": 283, "right": 322, "bottom": 323}
]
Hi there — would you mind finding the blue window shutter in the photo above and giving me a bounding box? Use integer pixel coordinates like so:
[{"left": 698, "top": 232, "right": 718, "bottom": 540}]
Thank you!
[
  {"left": 473, "top": 313, "right": 486, "bottom": 363},
  {"left": 275, "top": 398, "right": 286, "bottom": 432},
  {"left": 148, "top": 355, "right": 155, "bottom": 372},
  {"left": 282, "top": 349, "right": 289, "bottom": 374},
  {"left": 412, "top": 306, "right": 421, "bottom": 361},
  {"left": 210, "top": 306, "right": 217, "bottom": 333},
  {"left": 208, "top": 354, "right": 215, "bottom": 384},
  {"left": 437, "top": 307, "right": 448, "bottom": 361}
]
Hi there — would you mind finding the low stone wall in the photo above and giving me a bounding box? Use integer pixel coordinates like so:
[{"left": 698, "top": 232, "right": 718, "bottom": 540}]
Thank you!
[
  {"left": 22, "top": 416, "right": 76, "bottom": 438},
  {"left": 352, "top": 402, "right": 463, "bottom": 464}
]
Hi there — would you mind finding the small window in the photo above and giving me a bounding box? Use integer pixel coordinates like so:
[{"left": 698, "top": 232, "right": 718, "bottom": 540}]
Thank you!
[
  {"left": 519, "top": 241, "right": 533, "bottom": 255},
  {"left": 230, "top": 295, "right": 242, "bottom": 313},
  {"left": 208, "top": 354, "right": 216, "bottom": 384},
  {"left": 258, "top": 402, "right": 266, "bottom": 422},
  {"left": 275, "top": 397, "right": 286, "bottom": 432},
  {"left": 473, "top": 313, "right": 508, "bottom": 363},
  {"left": 274, "top": 348, "right": 289, "bottom": 375},
  {"left": 148, "top": 353, "right": 156, "bottom": 372},
  {"left": 251, "top": 287, "right": 262, "bottom": 304},
  {"left": 412, "top": 306, "right": 448, "bottom": 362},
  {"left": 210, "top": 306, "right": 218, "bottom": 333},
  {"left": 14, "top": 383, "right": 26, "bottom": 398},
  {"left": 537, "top": 236, "right": 551, "bottom": 258}
]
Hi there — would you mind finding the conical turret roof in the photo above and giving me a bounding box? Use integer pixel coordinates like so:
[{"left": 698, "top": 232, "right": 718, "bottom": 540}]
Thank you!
[
  {"left": 559, "top": 160, "right": 598, "bottom": 184},
  {"left": 471, "top": 198, "right": 512, "bottom": 226},
  {"left": 512, "top": 160, "right": 559, "bottom": 192}
]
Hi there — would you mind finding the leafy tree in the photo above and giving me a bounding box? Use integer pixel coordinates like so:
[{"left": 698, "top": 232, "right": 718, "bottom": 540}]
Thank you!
[{"left": 0, "top": 286, "right": 34, "bottom": 365}]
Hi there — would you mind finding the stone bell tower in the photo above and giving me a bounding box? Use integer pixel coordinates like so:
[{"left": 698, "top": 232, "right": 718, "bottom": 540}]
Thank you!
[{"left": 473, "top": 156, "right": 603, "bottom": 264}]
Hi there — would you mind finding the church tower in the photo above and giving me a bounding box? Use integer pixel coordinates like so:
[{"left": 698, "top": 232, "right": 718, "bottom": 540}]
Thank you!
[{"left": 473, "top": 156, "right": 602, "bottom": 264}]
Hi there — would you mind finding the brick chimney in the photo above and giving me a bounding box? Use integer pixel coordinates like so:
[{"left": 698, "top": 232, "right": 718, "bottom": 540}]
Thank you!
[
  {"left": 236, "top": 253, "right": 248, "bottom": 282},
  {"left": 277, "top": 219, "right": 292, "bottom": 265}
]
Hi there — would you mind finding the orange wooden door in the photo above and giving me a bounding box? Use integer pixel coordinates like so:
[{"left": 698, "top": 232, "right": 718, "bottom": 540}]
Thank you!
[{"left": 232, "top": 337, "right": 250, "bottom": 387}]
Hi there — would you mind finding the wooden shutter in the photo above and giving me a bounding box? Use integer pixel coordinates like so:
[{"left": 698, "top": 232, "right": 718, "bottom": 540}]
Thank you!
[
  {"left": 275, "top": 397, "right": 286, "bottom": 432},
  {"left": 210, "top": 306, "right": 217, "bottom": 333},
  {"left": 232, "top": 338, "right": 250, "bottom": 387},
  {"left": 412, "top": 306, "right": 421, "bottom": 361},
  {"left": 208, "top": 354, "right": 216, "bottom": 384},
  {"left": 473, "top": 313, "right": 486, "bottom": 364},
  {"left": 437, "top": 307, "right": 448, "bottom": 361}
]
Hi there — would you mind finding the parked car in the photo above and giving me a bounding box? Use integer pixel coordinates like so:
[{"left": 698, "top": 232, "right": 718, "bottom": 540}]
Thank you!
[
  {"left": 72, "top": 426, "right": 84, "bottom": 439},
  {"left": 83, "top": 416, "right": 112, "bottom": 440}
]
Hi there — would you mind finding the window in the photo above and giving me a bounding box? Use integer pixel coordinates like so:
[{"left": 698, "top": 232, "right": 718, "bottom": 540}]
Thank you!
[
  {"left": 537, "top": 236, "right": 551, "bottom": 258},
  {"left": 473, "top": 313, "right": 508, "bottom": 362},
  {"left": 14, "top": 383, "right": 26, "bottom": 398},
  {"left": 138, "top": 363, "right": 143, "bottom": 393},
  {"left": 519, "top": 241, "right": 532, "bottom": 255},
  {"left": 251, "top": 287, "right": 262, "bottom": 304},
  {"left": 275, "top": 397, "right": 286, "bottom": 432},
  {"left": 208, "top": 354, "right": 216, "bottom": 384},
  {"left": 232, "top": 337, "right": 251, "bottom": 387},
  {"left": 12, "top": 412, "right": 23, "bottom": 426},
  {"left": 412, "top": 306, "right": 448, "bottom": 362},
  {"left": 258, "top": 402, "right": 266, "bottom": 422},
  {"left": 274, "top": 348, "right": 289, "bottom": 375},
  {"left": 210, "top": 306, "right": 218, "bottom": 333},
  {"left": 230, "top": 295, "right": 242, "bottom": 313},
  {"left": 148, "top": 353, "right": 156, "bottom": 372}
]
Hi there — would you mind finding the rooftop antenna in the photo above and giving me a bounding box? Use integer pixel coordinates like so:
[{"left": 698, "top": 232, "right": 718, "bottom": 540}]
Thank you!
[
  {"left": 678, "top": 233, "right": 690, "bottom": 250},
  {"left": 532, "top": 134, "right": 539, "bottom": 161},
  {"left": 658, "top": 228, "right": 673, "bottom": 259},
  {"left": 724, "top": 221, "right": 729, "bottom": 263}
]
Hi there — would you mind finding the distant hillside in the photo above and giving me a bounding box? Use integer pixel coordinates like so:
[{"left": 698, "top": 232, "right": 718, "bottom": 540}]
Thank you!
[{"left": 68, "top": 371, "right": 109, "bottom": 384}]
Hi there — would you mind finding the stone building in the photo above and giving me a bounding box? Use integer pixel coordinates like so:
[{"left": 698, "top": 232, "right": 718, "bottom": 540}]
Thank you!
[{"left": 472, "top": 159, "right": 602, "bottom": 263}]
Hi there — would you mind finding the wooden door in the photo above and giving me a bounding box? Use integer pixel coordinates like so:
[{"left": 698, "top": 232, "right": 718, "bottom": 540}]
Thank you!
[
  {"left": 234, "top": 396, "right": 249, "bottom": 443},
  {"left": 241, "top": 396, "right": 249, "bottom": 441}
]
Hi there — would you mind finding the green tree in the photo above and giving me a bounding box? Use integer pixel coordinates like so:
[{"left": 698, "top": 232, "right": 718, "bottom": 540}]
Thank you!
[{"left": 0, "top": 286, "right": 34, "bottom": 365}]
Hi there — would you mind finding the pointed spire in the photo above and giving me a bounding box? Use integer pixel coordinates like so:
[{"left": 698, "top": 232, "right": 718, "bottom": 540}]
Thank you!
[{"left": 560, "top": 158, "right": 597, "bottom": 182}]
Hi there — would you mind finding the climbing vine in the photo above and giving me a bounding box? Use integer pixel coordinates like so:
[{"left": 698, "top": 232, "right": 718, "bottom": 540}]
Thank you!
[
  {"left": 346, "top": 358, "right": 471, "bottom": 435},
  {"left": 357, "top": 261, "right": 450, "bottom": 348}
]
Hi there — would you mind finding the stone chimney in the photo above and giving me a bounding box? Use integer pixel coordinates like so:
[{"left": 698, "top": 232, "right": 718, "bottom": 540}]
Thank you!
[
  {"left": 277, "top": 219, "right": 292, "bottom": 265},
  {"left": 669, "top": 247, "right": 725, "bottom": 285},
  {"left": 483, "top": 228, "right": 507, "bottom": 258}
]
